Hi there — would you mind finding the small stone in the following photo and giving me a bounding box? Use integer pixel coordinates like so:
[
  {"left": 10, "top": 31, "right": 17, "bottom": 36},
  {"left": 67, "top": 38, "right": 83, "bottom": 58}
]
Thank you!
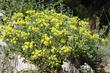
[{"left": 0, "top": 13, "right": 3, "bottom": 17}]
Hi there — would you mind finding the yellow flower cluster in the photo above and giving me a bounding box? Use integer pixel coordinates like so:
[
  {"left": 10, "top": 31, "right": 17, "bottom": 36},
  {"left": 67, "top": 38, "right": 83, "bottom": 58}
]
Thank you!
[
  {"left": 48, "top": 55, "right": 60, "bottom": 66},
  {"left": 51, "top": 27, "right": 68, "bottom": 36},
  {"left": 51, "top": 27, "right": 62, "bottom": 36},
  {"left": 11, "top": 37, "right": 17, "bottom": 44},
  {"left": 0, "top": 9, "right": 105, "bottom": 70},
  {"left": 26, "top": 10, "right": 36, "bottom": 14},
  {"left": 31, "top": 49, "right": 45, "bottom": 60},
  {"left": 22, "top": 41, "right": 34, "bottom": 51},
  {"left": 41, "top": 34, "right": 52, "bottom": 46},
  {"left": 60, "top": 46, "right": 72, "bottom": 53},
  {"left": 12, "top": 13, "right": 24, "bottom": 20}
]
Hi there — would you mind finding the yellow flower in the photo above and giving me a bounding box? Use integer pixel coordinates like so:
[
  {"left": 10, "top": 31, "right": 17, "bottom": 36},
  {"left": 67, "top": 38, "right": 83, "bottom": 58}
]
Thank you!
[
  {"left": 101, "top": 39, "right": 106, "bottom": 42},
  {"left": 32, "top": 51, "right": 35, "bottom": 54},
  {"left": 29, "top": 43, "right": 33, "bottom": 48},
  {"left": 22, "top": 41, "right": 34, "bottom": 50},
  {"left": 43, "top": 41, "right": 49, "bottom": 46},
  {"left": 31, "top": 54, "right": 37, "bottom": 60},
  {"left": 33, "top": 50, "right": 45, "bottom": 58},
  {"left": 68, "top": 36, "right": 73, "bottom": 41},
  {"left": 16, "top": 20, "right": 25, "bottom": 25},
  {"left": 78, "top": 20, "right": 88, "bottom": 27},
  {"left": 92, "top": 34, "right": 99, "bottom": 39},
  {"left": 61, "top": 46, "right": 72, "bottom": 53},
  {"left": 62, "top": 29, "right": 68, "bottom": 35},
  {"left": 26, "top": 10, "right": 35, "bottom": 14},
  {"left": 11, "top": 37, "right": 17, "bottom": 44},
  {"left": 42, "top": 22, "right": 48, "bottom": 27},
  {"left": 41, "top": 34, "right": 52, "bottom": 46},
  {"left": 51, "top": 27, "right": 62, "bottom": 36},
  {"left": 51, "top": 46, "right": 56, "bottom": 53},
  {"left": 69, "top": 25, "right": 76, "bottom": 30},
  {"left": 31, "top": 27, "right": 38, "bottom": 31},
  {"left": 13, "top": 41, "right": 16, "bottom": 44},
  {"left": 61, "top": 39, "right": 66, "bottom": 43},
  {"left": 22, "top": 45, "right": 28, "bottom": 51},
  {"left": 12, "top": 13, "right": 23, "bottom": 20}
]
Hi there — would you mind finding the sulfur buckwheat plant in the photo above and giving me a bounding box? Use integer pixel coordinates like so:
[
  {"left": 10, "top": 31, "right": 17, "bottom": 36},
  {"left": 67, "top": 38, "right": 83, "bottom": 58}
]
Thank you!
[{"left": 0, "top": 10, "right": 105, "bottom": 72}]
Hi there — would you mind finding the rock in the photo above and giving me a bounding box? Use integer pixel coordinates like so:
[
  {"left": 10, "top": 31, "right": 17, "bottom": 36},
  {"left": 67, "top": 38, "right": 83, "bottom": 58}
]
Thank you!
[
  {"left": 80, "top": 63, "right": 94, "bottom": 73},
  {"left": 104, "top": 64, "right": 110, "bottom": 73},
  {"left": 0, "top": 13, "right": 3, "bottom": 17},
  {"left": 16, "top": 55, "right": 38, "bottom": 72},
  {"left": 0, "top": 40, "right": 38, "bottom": 73},
  {"left": 62, "top": 59, "right": 79, "bottom": 73}
]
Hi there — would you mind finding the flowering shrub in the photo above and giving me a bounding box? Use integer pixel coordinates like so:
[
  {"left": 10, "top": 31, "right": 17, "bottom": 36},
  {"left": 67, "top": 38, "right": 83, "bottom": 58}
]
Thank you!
[{"left": 0, "top": 10, "right": 105, "bottom": 72}]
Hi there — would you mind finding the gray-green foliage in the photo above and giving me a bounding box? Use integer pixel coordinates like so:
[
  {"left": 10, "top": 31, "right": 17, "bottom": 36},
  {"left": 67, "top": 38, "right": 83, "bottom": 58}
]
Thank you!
[
  {"left": 98, "top": 37, "right": 110, "bottom": 62},
  {"left": 0, "top": 0, "right": 34, "bottom": 16},
  {"left": 18, "top": 70, "right": 38, "bottom": 73},
  {"left": 0, "top": 0, "right": 73, "bottom": 16}
]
